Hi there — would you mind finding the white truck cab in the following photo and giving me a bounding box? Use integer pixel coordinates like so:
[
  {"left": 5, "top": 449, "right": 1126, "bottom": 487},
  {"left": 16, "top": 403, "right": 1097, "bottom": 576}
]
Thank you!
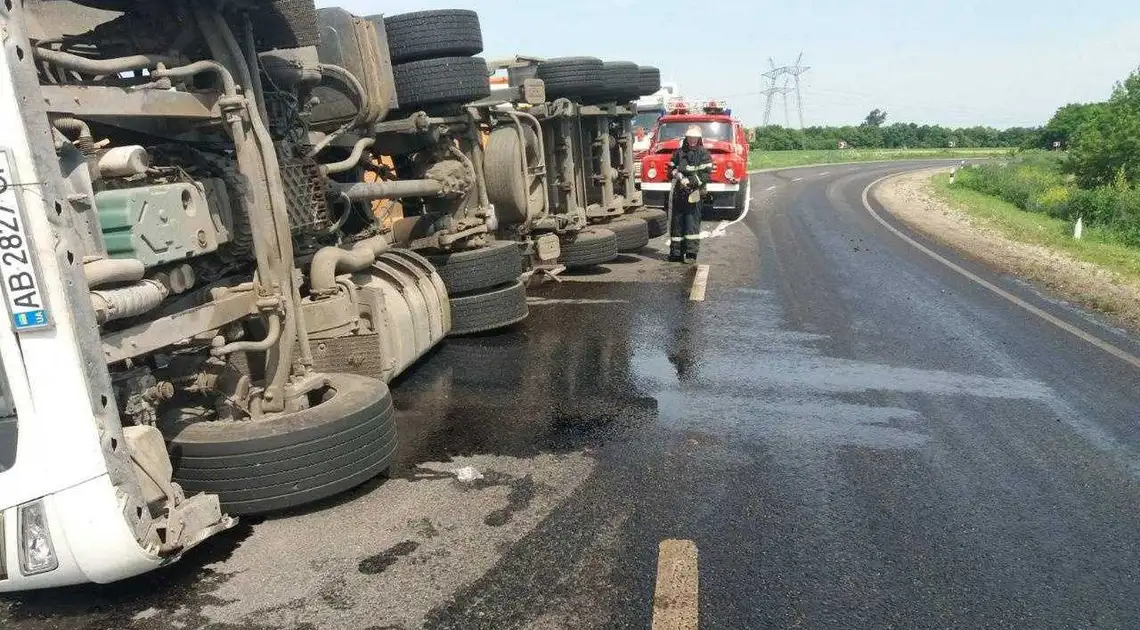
[{"left": 0, "top": 5, "right": 235, "bottom": 591}]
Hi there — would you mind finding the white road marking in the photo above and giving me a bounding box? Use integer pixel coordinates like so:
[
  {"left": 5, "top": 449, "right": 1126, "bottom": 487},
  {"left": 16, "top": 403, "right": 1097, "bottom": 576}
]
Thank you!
[
  {"left": 689, "top": 264, "right": 710, "bottom": 301},
  {"left": 705, "top": 177, "right": 754, "bottom": 239},
  {"left": 652, "top": 539, "right": 699, "bottom": 630},
  {"left": 818, "top": 171, "right": 830, "bottom": 176},
  {"left": 765, "top": 185, "right": 777, "bottom": 191},
  {"left": 792, "top": 177, "right": 804, "bottom": 182},
  {"left": 862, "top": 175, "right": 1140, "bottom": 370}
]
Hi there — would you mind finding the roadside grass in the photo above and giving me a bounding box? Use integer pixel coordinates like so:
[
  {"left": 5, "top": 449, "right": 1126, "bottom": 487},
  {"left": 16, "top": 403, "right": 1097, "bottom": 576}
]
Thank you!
[
  {"left": 749, "top": 147, "right": 1011, "bottom": 170},
  {"left": 930, "top": 173, "right": 1140, "bottom": 286}
]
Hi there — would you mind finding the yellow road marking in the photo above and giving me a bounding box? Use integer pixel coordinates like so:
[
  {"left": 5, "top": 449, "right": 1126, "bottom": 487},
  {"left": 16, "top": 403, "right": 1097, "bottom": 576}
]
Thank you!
[
  {"left": 689, "top": 265, "right": 710, "bottom": 301},
  {"left": 862, "top": 174, "right": 1140, "bottom": 370},
  {"left": 652, "top": 539, "right": 699, "bottom": 630}
]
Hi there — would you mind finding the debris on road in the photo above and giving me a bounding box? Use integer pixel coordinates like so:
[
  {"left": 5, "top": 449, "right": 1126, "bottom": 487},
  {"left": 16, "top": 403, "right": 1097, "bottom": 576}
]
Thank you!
[{"left": 455, "top": 466, "right": 485, "bottom": 482}]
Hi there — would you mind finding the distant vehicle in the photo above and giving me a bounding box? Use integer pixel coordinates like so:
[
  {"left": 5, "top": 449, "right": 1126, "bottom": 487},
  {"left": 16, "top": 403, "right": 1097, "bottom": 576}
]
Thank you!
[
  {"left": 638, "top": 99, "right": 751, "bottom": 219},
  {"left": 632, "top": 82, "right": 679, "bottom": 182}
]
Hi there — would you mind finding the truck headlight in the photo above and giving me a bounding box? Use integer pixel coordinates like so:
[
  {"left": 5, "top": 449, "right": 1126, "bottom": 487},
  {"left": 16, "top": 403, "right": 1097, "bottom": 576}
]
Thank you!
[
  {"left": 18, "top": 500, "right": 58, "bottom": 576},
  {"left": 647, "top": 167, "right": 658, "bottom": 180}
]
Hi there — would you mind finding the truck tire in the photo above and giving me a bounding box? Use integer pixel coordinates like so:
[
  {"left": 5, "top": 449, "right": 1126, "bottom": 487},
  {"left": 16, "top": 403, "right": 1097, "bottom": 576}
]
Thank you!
[
  {"left": 535, "top": 57, "right": 604, "bottom": 99},
  {"left": 587, "top": 61, "right": 640, "bottom": 101},
  {"left": 426, "top": 241, "right": 522, "bottom": 295},
  {"left": 383, "top": 9, "right": 483, "bottom": 63},
  {"left": 449, "top": 280, "right": 529, "bottom": 336},
  {"left": 166, "top": 373, "right": 395, "bottom": 515},
  {"left": 393, "top": 56, "right": 491, "bottom": 109},
  {"left": 484, "top": 126, "right": 545, "bottom": 225},
  {"left": 638, "top": 66, "right": 662, "bottom": 96},
  {"left": 560, "top": 227, "right": 619, "bottom": 268},
  {"left": 249, "top": 0, "right": 321, "bottom": 51},
  {"left": 630, "top": 207, "right": 668, "bottom": 238},
  {"left": 604, "top": 217, "right": 650, "bottom": 251}
]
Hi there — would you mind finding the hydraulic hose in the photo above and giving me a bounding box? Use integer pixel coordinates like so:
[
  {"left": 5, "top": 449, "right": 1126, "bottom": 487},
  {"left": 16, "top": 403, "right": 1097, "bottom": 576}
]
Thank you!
[
  {"left": 31, "top": 49, "right": 176, "bottom": 75},
  {"left": 211, "top": 311, "right": 282, "bottom": 357},
  {"left": 321, "top": 137, "right": 375, "bottom": 175}
]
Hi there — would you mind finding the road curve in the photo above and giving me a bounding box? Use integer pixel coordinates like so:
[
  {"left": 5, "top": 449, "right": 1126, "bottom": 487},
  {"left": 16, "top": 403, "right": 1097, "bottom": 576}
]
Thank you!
[{"left": 4, "top": 161, "right": 1140, "bottom": 630}]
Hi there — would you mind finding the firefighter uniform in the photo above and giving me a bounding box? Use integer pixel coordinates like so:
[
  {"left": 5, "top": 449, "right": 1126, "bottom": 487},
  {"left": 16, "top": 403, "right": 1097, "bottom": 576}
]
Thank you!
[{"left": 668, "top": 126, "right": 714, "bottom": 262}]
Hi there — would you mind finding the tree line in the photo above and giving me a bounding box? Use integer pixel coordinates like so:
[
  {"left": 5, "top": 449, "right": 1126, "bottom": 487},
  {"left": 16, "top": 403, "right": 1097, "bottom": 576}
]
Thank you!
[{"left": 750, "top": 109, "right": 1040, "bottom": 151}]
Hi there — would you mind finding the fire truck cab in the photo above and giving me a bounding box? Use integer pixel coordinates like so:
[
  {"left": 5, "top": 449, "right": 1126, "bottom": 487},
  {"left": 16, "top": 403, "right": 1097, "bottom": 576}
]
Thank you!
[{"left": 638, "top": 99, "right": 750, "bottom": 219}]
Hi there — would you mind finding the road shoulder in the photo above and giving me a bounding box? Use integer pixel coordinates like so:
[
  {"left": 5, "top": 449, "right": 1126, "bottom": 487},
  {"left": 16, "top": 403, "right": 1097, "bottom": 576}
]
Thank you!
[{"left": 874, "top": 167, "right": 1140, "bottom": 330}]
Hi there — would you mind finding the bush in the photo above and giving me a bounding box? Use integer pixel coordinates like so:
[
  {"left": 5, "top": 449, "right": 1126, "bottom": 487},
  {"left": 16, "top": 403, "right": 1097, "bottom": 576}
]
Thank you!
[
  {"left": 954, "top": 151, "right": 1140, "bottom": 247},
  {"left": 954, "top": 151, "right": 1066, "bottom": 210}
]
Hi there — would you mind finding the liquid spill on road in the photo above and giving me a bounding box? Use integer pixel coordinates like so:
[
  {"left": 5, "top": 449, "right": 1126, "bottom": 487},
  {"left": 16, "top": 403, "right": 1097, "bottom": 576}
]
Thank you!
[{"left": 359, "top": 541, "right": 420, "bottom": 575}]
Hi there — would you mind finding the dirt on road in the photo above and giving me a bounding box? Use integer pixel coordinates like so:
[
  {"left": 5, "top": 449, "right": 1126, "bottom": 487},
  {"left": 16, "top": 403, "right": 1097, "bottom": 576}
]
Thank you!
[{"left": 875, "top": 168, "right": 1140, "bottom": 331}]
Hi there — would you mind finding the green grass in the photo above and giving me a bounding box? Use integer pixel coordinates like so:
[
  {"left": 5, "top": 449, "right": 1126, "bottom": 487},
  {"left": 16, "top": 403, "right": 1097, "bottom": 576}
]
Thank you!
[
  {"left": 749, "top": 147, "right": 1012, "bottom": 170},
  {"left": 930, "top": 173, "right": 1140, "bottom": 283}
]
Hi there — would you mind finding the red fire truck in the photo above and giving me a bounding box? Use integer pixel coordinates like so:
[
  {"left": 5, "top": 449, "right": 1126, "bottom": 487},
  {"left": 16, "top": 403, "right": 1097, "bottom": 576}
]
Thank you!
[{"left": 638, "top": 99, "right": 750, "bottom": 219}]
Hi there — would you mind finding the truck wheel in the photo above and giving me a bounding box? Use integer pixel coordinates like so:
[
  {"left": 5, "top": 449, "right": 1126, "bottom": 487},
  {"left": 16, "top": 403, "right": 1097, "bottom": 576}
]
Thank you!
[
  {"left": 586, "top": 61, "right": 640, "bottom": 102},
  {"left": 535, "top": 57, "right": 604, "bottom": 99},
  {"left": 560, "top": 227, "right": 619, "bottom": 268},
  {"left": 484, "top": 126, "right": 545, "bottom": 225},
  {"left": 426, "top": 241, "right": 522, "bottom": 295},
  {"left": 638, "top": 66, "right": 662, "bottom": 96},
  {"left": 605, "top": 217, "right": 650, "bottom": 251},
  {"left": 449, "top": 280, "right": 529, "bottom": 336},
  {"left": 382, "top": 9, "right": 483, "bottom": 63},
  {"left": 246, "top": 0, "right": 320, "bottom": 51},
  {"left": 630, "top": 207, "right": 668, "bottom": 238},
  {"left": 393, "top": 56, "right": 491, "bottom": 109},
  {"left": 165, "top": 373, "right": 395, "bottom": 515}
]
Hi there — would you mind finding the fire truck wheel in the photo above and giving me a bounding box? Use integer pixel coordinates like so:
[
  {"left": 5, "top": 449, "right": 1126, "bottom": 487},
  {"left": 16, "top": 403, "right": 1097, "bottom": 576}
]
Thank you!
[
  {"left": 448, "top": 280, "right": 529, "bottom": 336},
  {"left": 638, "top": 66, "right": 662, "bottom": 96},
  {"left": 165, "top": 373, "right": 396, "bottom": 515},
  {"left": 631, "top": 207, "right": 668, "bottom": 238},
  {"left": 383, "top": 9, "right": 483, "bottom": 64},
  {"left": 560, "top": 227, "right": 619, "bottom": 268},
  {"left": 605, "top": 217, "right": 651, "bottom": 251},
  {"left": 485, "top": 126, "right": 545, "bottom": 224},
  {"left": 392, "top": 56, "right": 491, "bottom": 109},
  {"left": 426, "top": 240, "right": 523, "bottom": 295},
  {"left": 535, "top": 57, "right": 605, "bottom": 99}
]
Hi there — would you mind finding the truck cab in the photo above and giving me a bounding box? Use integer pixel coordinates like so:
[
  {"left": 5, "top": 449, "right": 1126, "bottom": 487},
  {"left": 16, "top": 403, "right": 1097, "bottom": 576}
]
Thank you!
[{"left": 638, "top": 99, "right": 750, "bottom": 219}]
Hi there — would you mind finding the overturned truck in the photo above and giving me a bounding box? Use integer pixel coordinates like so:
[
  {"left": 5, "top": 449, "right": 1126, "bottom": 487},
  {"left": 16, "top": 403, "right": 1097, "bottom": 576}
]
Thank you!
[
  {"left": 483, "top": 55, "right": 666, "bottom": 270},
  {"left": 0, "top": 0, "right": 664, "bottom": 591},
  {"left": 0, "top": 0, "right": 475, "bottom": 591}
]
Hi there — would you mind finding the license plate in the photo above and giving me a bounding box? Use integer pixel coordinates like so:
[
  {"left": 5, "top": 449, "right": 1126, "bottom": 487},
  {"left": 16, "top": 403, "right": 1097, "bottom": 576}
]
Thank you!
[{"left": 0, "top": 150, "right": 52, "bottom": 331}]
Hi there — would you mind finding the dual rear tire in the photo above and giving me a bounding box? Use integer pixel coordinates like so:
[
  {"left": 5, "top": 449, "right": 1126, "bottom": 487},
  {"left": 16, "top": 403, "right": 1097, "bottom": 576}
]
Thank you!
[
  {"left": 427, "top": 241, "right": 529, "bottom": 335},
  {"left": 382, "top": 9, "right": 491, "bottom": 109}
]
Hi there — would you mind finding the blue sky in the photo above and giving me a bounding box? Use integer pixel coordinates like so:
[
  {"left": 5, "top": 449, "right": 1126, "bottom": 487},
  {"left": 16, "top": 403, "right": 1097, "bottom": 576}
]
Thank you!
[{"left": 318, "top": 0, "right": 1140, "bottom": 128}]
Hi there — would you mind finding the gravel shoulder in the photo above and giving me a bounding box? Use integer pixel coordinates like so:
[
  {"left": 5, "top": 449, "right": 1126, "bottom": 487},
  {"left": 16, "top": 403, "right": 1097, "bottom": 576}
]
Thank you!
[{"left": 875, "top": 168, "right": 1140, "bottom": 330}]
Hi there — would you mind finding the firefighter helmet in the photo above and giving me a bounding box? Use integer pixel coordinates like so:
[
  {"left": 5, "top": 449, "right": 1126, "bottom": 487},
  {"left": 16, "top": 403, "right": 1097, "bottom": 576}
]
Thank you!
[{"left": 685, "top": 125, "right": 703, "bottom": 139}]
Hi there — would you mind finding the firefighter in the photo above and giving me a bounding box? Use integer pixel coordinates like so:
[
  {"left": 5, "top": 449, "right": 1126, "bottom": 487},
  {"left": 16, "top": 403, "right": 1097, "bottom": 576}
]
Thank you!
[{"left": 668, "top": 125, "right": 713, "bottom": 263}]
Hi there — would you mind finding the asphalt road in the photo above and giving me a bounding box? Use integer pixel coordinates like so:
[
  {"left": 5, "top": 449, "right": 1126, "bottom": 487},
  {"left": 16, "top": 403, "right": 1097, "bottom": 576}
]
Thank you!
[{"left": 5, "top": 161, "right": 1140, "bottom": 629}]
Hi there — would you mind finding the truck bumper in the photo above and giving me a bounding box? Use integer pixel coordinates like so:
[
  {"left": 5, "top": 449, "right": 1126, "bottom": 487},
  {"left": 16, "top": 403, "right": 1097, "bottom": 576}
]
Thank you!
[
  {"left": 640, "top": 182, "right": 741, "bottom": 209},
  {"left": 0, "top": 474, "right": 169, "bottom": 592}
]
